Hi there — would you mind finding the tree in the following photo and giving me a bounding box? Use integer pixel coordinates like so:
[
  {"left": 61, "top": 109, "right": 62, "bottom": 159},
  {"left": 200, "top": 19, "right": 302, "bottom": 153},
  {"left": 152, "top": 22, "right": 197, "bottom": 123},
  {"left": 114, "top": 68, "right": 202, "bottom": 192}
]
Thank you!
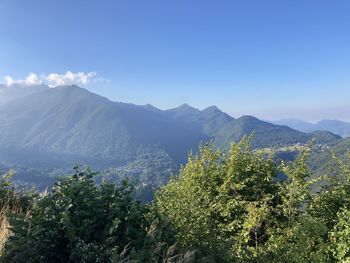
[
  {"left": 330, "top": 208, "right": 350, "bottom": 261},
  {"left": 1, "top": 167, "right": 146, "bottom": 263},
  {"left": 154, "top": 137, "right": 281, "bottom": 261}
]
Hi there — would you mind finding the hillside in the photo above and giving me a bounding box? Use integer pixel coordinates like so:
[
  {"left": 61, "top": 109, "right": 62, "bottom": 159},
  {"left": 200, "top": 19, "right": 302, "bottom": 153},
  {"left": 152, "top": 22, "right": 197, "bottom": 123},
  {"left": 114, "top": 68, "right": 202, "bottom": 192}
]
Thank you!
[
  {"left": 315, "top": 120, "right": 350, "bottom": 138},
  {"left": 0, "top": 86, "right": 210, "bottom": 185},
  {"left": 215, "top": 116, "right": 310, "bottom": 149},
  {"left": 0, "top": 85, "right": 343, "bottom": 187},
  {"left": 308, "top": 137, "right": 350, "bottom": 175},
  {"left": 166, "top": 104, "right": 234, "bottom": 136},
  {"left": 0, "top": 84, "right": 49, "bottom": 105}
]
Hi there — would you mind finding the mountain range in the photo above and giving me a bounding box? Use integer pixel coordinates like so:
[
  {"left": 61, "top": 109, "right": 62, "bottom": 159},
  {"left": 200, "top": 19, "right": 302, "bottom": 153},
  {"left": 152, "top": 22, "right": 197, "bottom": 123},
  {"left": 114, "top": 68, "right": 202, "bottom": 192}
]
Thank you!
[
  {"left": 0, "top": 84, "right": 346, "bottom": 187},
  {"left": 272, "top": 119, "right": 350, "bottom": 138}
]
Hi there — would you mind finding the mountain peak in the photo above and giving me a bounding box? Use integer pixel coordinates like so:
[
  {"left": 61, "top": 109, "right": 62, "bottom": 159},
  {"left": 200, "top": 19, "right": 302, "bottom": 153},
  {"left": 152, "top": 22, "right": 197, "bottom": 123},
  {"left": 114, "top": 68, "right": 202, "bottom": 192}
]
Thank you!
[
  {"left": 54, "top": 84, "right": 82, "bottom": 90},
  {"left": 142, "top": 104, "right": 161, "bottom": 112},
  {"left": 178, "top": 103, "right": 197, "bottom": 110},
  {"left": 238, "top": 115, "right": 260, "bottom": 122},
  {"left": 202, "top": 105, "right": 221, "bottom": 113},
  {"left": 167, "top": 103, "right": 200, "bottom": 114}
]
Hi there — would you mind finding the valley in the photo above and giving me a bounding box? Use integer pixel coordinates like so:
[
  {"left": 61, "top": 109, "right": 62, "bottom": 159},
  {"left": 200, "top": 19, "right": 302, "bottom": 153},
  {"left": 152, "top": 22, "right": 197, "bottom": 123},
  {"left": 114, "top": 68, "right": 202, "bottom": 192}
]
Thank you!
[{"left": 0, "top": 84, "right": 347, "bottom": 189}]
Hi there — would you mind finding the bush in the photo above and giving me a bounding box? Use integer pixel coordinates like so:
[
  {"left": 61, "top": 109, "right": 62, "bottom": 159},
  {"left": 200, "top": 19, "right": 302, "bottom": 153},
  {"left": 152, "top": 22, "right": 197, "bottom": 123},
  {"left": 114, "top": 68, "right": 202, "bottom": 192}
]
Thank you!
[
  {"left": 154, "top": 138, "right": 281, "bottom": 261},
  {"left": 2, "top": 142, "right": 350, "bottom": 262},
  {"left": 152, "top": 139, "right": 335, "bottom": 262},
  {"left": 1, "top": 167, "right": 146, "bottom": 263}
]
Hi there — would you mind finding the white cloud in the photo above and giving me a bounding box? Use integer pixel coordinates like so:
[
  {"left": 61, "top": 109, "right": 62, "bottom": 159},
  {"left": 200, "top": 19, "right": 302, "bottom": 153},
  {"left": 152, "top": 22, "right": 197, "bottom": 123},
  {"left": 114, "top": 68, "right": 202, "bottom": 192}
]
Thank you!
[
  {"left": 4, "top": 76, "right": 14, "bottom": 86},
  {"left": 3, "top": 71, "right": 105, "bottom": 87},
  {"left": 4, "top": 73, "right": 42, "bottom": 87},
  {"left": 46, "top": 71, "right": 97, "bottom": 87}
]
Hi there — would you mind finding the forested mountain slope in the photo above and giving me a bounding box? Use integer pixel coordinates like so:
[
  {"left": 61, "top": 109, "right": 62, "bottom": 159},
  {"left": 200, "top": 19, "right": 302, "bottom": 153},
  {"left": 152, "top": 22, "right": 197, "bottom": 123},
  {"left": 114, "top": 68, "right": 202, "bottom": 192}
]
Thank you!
[
  {"left": 0, "top": 85, "right": 208, "bottom": 168},
  {"left": 0, "top": 85, "right": 344, "bottom": 187}
]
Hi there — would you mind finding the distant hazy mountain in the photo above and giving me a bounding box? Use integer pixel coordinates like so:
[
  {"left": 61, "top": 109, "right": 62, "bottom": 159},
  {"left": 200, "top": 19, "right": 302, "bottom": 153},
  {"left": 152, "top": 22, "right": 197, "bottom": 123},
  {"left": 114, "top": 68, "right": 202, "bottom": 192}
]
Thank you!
[
  {"left": 272, "top": 119, "right": 350, "bottom": 138},
  {"left": 0, "top": 85, "right": 344, "bottom": 187},
  {"left": 314, "top": 120, "right": 350, "bottom": 138},
  {"left": 272, "top": 119, "right": 315, "bottom": 132},
  {"left": 0, "top": 84, "right": 49, "bottom": 105}
]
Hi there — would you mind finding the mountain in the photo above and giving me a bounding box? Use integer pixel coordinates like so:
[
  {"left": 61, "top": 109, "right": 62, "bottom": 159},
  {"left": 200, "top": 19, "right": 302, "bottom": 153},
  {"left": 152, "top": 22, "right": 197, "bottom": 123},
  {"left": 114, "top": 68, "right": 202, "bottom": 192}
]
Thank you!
[
  {"left": 0, "top": 85, "right": 344, "bottom": 187},
  {"left": 141, "top": 103, "right": 163, "bottom": 113},
  {"left": 308, "top": 130, "right": 342, "bottom": 145},
  {"left": 217, "top": 116, "right": 305, "bottom": 149},
  {"left": 215, "top": 116, "right": 341, "bottom": 150},
  {"left": 166, "top": 104, "right": 234, "bottom": 136},
  {"left": 272, "top": 119, "right": 315, "bottom": 132},
  {"left": 0, "top": 84, "right": 49, "bottom": 105},
  {"left": 166, "top": 103, "right": 201, "bottom": 118},
  {"left": 308, "top": 137, "right": 350, "bottom": 176},
  {"left": 272, "top": 118, "right": 350, "bottom": 138},
  {"left": 0, "top": 85, "right": 209, "bottom": 186},
  {"left": 314, "top": 120, "right": 350, "bottom": 138}
]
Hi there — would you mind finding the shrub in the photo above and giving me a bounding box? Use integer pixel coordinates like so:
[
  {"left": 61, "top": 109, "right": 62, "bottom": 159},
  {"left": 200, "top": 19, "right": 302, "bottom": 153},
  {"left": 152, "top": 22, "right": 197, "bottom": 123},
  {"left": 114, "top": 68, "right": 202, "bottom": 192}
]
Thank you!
[{"left": 1, "top": 167, "right": 146, "bottom": 263}]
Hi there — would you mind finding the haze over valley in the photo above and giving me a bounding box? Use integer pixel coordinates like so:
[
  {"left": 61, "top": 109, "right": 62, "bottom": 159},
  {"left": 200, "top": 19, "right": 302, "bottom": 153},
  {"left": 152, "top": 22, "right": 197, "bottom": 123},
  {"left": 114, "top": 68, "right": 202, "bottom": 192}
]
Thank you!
[
  {"left": 1, "top": 1, "right": 350, "bottom": 262},
  {"left": 0, "top": 83, "right": 348, "bottom": 189}
]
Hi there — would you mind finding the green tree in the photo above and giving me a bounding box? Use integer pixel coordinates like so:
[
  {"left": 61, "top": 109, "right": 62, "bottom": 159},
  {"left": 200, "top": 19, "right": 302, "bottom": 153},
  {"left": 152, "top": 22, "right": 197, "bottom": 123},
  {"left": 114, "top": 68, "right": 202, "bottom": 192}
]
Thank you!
[
  {"left": 263, "top": 148, "right": 330, "bottom": 262},
  {"left": 330, "top": 208, "right": 350, "bottom": 262},
  {"left": 1, "top": 167, "right": 146, "bottom": 263},
  {"left": 154, "top": 138, "right": 281, "bottom": 261},
  {"left": 308, "top": 152, "right": 350, "bottom": 262}
]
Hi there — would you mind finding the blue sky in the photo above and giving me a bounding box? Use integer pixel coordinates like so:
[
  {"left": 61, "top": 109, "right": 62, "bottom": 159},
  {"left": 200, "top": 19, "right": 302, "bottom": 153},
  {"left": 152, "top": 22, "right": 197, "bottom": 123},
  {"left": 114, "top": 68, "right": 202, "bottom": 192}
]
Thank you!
[{"left": 0, "top": 0, "right": 349, "bottom": 121}]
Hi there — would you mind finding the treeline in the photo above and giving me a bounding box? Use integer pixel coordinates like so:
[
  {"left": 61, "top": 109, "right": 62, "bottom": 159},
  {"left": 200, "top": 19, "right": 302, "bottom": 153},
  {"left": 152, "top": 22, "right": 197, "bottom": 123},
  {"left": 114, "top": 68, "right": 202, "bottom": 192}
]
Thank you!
[{"left": 1, "top": 138, "right": 350, "bottom": 262}]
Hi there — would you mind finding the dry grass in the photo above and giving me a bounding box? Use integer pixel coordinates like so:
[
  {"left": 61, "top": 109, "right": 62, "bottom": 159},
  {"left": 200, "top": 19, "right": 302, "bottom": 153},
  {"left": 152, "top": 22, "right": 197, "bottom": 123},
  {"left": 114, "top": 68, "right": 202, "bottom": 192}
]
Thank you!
[
  {"left": 0, "top": 190, "right": 12, "bottom": 255},
  {"left": 0, "top": 171, "right": 34, "bottom": 255},
  {"left": 0, "top": 197, "right": 31, "bottom": 255},
  {"left": 0, "top": 173, "right": 23, "bottom": 255},
  {"left": 0, "top": 215, "right": 10, "bottom": 254}
]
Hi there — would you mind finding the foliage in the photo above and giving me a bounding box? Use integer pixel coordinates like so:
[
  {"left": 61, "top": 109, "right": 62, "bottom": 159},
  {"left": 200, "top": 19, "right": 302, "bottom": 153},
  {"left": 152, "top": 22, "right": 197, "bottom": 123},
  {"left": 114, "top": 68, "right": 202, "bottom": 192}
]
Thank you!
[
  {"left": 153, "top": 138, "right": 350, "bottom": 262},
  {"left": 154, "top": 137, "right": 281, "bottom": 261},
  {"left": 330, "top": 208, "right": 350, "bottom": 261},
  {"left": 1, "top": 167, "right": 146, "bottom": 263},
  {"left": 1, "top": 139, "right": 350, "bottom": 262},
  {"left": 0, "top": 85, "right": 344, "bottom": 193}
]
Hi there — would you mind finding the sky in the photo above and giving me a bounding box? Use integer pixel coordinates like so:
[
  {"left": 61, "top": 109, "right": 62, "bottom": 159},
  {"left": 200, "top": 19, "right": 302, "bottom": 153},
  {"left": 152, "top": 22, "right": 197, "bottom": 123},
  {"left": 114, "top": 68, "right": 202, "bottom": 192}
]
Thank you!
[{"left": 0, "top": 0, "right": 349, "bottom": 122}]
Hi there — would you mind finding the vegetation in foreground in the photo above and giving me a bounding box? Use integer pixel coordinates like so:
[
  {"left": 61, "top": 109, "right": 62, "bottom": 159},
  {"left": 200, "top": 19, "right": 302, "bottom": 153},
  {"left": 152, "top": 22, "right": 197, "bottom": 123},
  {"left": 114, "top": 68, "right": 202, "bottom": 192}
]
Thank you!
[{"left": 0, "top": 138, "right": 350, "bottom": 262}]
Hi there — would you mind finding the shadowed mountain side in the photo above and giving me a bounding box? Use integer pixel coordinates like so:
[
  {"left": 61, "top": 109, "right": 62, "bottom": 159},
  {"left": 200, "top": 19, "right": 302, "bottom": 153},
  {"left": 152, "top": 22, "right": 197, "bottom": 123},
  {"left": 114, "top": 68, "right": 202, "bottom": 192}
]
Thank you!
[
  {"left": 0, "top": 85, "right": 208, "bottom": 167},
  {"left": 166, "top": 104, "right": 234, "bottom": 136},
  {"left": 0, "top": 85, "right": 344, "bottom": 188},
  {"left": 215, "top": 116, "right": 309, "bottom": 149},
  {"left": 215, "top": 116, "right": 341, "bottom": 149}
]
